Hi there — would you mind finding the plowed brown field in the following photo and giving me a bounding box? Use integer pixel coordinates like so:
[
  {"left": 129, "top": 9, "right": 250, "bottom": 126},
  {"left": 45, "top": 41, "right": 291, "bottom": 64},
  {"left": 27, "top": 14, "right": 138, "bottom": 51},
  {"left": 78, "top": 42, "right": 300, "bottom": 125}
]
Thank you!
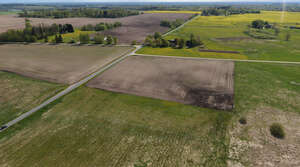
[
  {"left": 87, "top": 56, "right": 235, "bottom": 110},
  {"left": 0, "top": 44, "right": 133, "bottom": 84}
]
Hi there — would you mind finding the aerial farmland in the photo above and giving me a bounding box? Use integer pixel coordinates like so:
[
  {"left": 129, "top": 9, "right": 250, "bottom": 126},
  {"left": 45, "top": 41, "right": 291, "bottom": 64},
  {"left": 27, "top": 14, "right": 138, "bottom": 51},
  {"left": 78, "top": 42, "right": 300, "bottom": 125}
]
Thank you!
[{"left": 0, "top": 2, "right": 299, "bottom": 167}]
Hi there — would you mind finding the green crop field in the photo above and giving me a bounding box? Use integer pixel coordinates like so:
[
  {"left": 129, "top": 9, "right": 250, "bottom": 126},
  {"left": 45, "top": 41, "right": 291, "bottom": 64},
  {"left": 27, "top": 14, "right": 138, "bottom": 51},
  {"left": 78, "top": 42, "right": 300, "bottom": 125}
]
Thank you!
[
  {"left": 0, "top": 71, "right": 65, "bottom": 126},
  {"left": 138, "top": 11, "right": 300, "bottom": 62},
  {"left": 1, "top": 61, "right": 299, "bottom": 166}
]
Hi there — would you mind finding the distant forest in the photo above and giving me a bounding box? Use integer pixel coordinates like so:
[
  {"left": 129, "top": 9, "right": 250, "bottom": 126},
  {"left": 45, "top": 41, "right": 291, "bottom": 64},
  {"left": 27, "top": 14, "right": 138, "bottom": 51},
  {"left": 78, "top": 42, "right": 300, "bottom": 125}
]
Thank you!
[
  {"left": 201, "top": 7, "right": 260, "bottom": 16},
  {"left": 18, "top": 8, "right": 140, "bottom": 18},
  {"left": 2, "top": 3, "right": 300, "bottom": 13}
]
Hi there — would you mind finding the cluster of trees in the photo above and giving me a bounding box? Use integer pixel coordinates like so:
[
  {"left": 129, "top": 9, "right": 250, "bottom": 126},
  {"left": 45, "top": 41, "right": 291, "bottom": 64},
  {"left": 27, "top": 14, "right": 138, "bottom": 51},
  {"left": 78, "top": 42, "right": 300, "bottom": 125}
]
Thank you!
[
  {"left": 81, "top": 22, "right": 122, "bottom": 31},
  {"left": 0, "top": 19, "right": 74, "bottom": 42},
  {"left": 251, "top": 20, "right": 272, "bottom": 29},
  {"left": 201, "top": 7, "right": 260, "bottom": 16},
  {"left": 248, "top": 20, "right": 293, "bottom": 41},
  {"left": 160, "top": 19, "right": 184, "bottom": 29},
  {"left": 19, "top": 8, "right": 139, "bottom": 18},
  {"left": 144, "top": 32, "right": 203, "bottom": 49},
  {"left": 78, "top": 33, "right": 118, "bottom": 45}
]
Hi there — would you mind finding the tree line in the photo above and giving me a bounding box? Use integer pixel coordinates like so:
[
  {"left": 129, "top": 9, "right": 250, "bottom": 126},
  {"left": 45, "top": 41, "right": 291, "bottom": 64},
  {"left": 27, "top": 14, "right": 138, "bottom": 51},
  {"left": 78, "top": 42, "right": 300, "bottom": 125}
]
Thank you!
[
  {"left": 19, "top": 8, "right": 140, "bottom": 19},
  {"left": 0, "top": 19, "right": 74, "bottom": 42},
  {"left": 160, "top": 19, "right": 184, "bottom": 29},
  {"left": 201, "top": 7, "right": 260, "bottom": 16},
  {"left": 81, "top": 22, "right": 122, "bottom": 31},
  {"left": 78, "top": 33, "right": 118, "bottom": 45},
  {"left": 144, "top": 32, "right": 204, "bottom": 49}
]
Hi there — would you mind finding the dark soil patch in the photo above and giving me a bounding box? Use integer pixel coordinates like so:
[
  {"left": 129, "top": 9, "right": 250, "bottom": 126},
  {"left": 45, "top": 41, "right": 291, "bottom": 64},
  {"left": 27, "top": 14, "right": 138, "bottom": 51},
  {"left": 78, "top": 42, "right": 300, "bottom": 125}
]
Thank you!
[{"left": 198, "top": 49, "right": 240, "bottom": 54}]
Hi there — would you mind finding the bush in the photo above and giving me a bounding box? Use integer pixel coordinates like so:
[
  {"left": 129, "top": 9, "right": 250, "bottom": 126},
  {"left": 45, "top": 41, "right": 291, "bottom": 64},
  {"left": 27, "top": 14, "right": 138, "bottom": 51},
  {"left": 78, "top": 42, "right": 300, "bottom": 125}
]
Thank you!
[
  {"left": 131, "top": 40, "right": 137, "bottom": 45},
  {"left": 79, "top": 33, "right": 90, "bottom": 44},
  {"left": 106, "top": 35, "right": 113, "bottom": 45},
  {"left": 239, "top": 117, "right": 247, "bottom": 125},
  {"left": 69, "top": 38, "right": 76, "bottom": 43},
  {"left": 270, "top": 123, "right": 285, "bottom": 139},
  {"left": 113, "top": 37, "right": 118, "bottom": 45},
  {"left": 285, "top": 32, "right": 291, "bottom": 41},
  {"left": 94, "top": 34, "right": 104, "bottom": 44}
]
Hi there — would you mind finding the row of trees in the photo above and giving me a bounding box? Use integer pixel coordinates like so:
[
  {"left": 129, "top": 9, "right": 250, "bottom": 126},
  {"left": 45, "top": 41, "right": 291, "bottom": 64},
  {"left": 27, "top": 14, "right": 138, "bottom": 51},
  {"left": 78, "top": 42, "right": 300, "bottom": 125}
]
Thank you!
[
  {"left": 19, "top": 8, "right": 139, "bottom": 19},
  {"left": 160, "top": 19, "right": 184, "bottom": 29},
  {"left": 201, "top": 7, "right": 260, "bottom": 16},
  {"left": 79, "top": 33, "right": 118, "bottom": 45},
  {"left": 81, "top": 22, "right": 122, "bottom": 31},
  {"left": 144, "top": 32, "right": 204, "bottom": 49},
  {"left": 0, "top": 19, "right": 74, "bottom": 42}
]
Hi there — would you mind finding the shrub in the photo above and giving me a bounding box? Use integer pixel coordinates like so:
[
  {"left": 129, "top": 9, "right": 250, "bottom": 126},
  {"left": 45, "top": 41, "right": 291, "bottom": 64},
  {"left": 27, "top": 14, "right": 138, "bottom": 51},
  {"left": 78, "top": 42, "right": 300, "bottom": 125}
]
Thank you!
[
  {"left": 239, "top": 117, "right": 247, "bottom": 125},
  {"left": 113, "top": 37, "right": 118, "bottom": 45},
  {"left": 285, "top": 32, "right": 291, "bottom": 41},
  {"left": 131, "top": 40, "right": 137, "bottom": 45},
  {"left": 79, "top": 33, "right": 90, "bottom": 44},
  {"left": 270, "top": 123, "right": 285, "bottom": 139},
  {"left": 94, "top": 34, "right": 104, "bottom": 44},
  {"left": 69, "top": 38, "right": 76, "bottom": 43}
]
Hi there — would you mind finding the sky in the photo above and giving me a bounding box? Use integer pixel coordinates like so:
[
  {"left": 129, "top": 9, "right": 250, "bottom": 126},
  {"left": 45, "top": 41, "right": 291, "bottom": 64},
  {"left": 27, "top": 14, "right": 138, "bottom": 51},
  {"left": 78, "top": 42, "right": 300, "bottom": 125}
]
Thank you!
[{"left": 1, "top": 0, "right": 299, "bottom": 3}]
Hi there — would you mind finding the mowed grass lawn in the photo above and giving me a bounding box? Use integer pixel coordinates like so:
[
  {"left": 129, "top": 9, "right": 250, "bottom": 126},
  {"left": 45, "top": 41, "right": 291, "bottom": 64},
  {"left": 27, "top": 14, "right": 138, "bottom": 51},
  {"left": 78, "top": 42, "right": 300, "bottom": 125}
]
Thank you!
[
  {"left": 0, "top": 62, "right": 299, "bottom": 166},
  {"left": 138, "top": 11, "right": 300, "bottom": 62},
  {"left": 0, "top": 71, "right": 65, "bottom": 125}
]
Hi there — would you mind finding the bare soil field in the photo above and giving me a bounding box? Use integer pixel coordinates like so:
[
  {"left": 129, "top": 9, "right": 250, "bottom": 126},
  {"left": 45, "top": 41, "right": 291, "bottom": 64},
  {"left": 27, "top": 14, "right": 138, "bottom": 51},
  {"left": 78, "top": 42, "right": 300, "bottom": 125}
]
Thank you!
[
  {"left": 0, "top": 44, "right": 133, "bottom": 84},
  {"left": 87, "top": 56, "right": 234, "bottom": 110},
  {"left": 0, "top": 13, "right": 193, "bottom": 44}
]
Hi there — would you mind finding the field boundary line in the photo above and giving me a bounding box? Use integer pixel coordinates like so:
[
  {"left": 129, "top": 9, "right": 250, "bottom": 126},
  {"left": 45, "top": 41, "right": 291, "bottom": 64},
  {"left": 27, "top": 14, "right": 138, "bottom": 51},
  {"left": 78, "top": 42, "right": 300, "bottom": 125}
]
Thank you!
[
  {"left": 134, "top": 53, "right": 300, "bottom": 65},
  {"left": 162, "top": 14, "right": 199, "bottom": 37},
  {"left": 0, "top": 46, "right": 141, "bottom": 133}
]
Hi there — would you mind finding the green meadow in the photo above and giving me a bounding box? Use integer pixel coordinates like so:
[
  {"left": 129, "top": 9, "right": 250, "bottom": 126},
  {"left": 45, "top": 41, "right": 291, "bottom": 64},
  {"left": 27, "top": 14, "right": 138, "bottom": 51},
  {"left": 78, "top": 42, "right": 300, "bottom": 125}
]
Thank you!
[
  {"left": 0, "top": 71, "right": 65, "bottom": 125},
  {"left": 138, "top": 11, "right": 300, "bottom": 62}
]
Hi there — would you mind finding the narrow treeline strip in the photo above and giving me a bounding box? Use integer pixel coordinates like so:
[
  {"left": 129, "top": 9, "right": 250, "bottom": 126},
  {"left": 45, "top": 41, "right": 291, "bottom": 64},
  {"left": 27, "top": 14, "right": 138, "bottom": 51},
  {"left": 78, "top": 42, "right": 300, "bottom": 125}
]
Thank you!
[
  {"left": 19, "top": 8, "right": 140, "bottom": 19},
  {"left": 81, "top": 22, "right": 122, "bottom": 32}
]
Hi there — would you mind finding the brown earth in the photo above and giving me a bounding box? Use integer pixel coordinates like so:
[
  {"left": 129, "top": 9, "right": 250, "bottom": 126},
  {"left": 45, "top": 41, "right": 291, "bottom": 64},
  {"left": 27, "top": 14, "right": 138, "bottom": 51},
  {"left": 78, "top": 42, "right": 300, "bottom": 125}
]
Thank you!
[
  {"left": 0, "top": 44, "right": 133, "bottom": 84},
  {"left": 0, "top": 13, "right": 193, "bottom": 44},
  {"left": 87, "top": 55, "right": 235, "bottom": 110}
]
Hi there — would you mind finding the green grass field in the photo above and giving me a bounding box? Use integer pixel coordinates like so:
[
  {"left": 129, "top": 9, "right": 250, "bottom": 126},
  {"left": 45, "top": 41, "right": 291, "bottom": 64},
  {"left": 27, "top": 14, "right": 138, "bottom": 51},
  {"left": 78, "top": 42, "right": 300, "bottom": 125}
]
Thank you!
[
  {"left": 41, "top": 29, "right": 96, "bottom": 43},
  {"left": 0, "top": 61, "right": 299, "bottom": 166},
  {"left": 138, "top": 11, "right": 300, "bottom": 62},
  {"left": 0, "top": 86, "right": 231, "bottom": 167},
  {"left": 0, "top": 71, "right": 65, "bottom": 126}
]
